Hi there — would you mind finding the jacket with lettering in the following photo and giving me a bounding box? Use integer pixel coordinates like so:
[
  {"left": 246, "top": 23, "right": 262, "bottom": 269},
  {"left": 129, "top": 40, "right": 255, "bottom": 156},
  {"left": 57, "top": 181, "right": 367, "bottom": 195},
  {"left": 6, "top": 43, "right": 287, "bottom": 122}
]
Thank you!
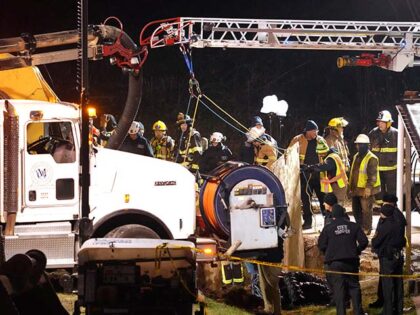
[
  {"left": 368, "top": 126, "right": 398, "bottom": 171},
  {"left": 318, "top": 217, "right": 368, "bottom": 263}
]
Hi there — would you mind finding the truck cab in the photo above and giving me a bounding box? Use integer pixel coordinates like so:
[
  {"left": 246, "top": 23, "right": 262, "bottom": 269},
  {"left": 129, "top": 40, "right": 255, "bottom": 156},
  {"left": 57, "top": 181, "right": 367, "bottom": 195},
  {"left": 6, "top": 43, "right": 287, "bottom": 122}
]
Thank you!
[{"left": 1, "top": 99, "right": 196, "bottom": 268}]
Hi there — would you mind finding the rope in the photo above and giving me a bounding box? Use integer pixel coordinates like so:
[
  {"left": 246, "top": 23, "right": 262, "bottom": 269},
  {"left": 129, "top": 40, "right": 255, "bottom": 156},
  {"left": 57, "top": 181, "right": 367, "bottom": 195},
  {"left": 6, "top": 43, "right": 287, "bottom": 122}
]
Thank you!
[
  {"left": 177, "top": 42, "right": 286, "bottom": 161},
  {"left": 182, "top": 95, "right": 200, "bottom": 164},
  {"left": 154, "top": 243, "right": 197, "bottom": 299},
  {"left": 196, "top": 94, "right": 286, "bottom": 154},
  {"left": 175, "top": 95, "right": 193, "bottom": 163}
]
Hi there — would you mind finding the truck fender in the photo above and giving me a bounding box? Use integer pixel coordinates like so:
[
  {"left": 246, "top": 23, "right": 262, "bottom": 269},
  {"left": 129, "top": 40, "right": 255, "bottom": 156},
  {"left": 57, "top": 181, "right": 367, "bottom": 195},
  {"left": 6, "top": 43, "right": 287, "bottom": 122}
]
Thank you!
[{"left": 91, "top": 209, "right": 173, "bottom": 239}]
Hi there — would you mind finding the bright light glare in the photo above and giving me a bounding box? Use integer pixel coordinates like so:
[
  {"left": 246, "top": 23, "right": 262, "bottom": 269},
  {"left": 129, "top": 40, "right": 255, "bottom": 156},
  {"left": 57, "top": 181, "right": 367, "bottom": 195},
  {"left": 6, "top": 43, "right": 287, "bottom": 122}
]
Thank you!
[
  {"left": 87, "top": 107, "right": 97, "bottom": 118},
  {"left": 203, "top": 248, "right": 213, "bottom": 255},
  {"left": 260, "top": 95, "right": 288, "bottom": 117}
]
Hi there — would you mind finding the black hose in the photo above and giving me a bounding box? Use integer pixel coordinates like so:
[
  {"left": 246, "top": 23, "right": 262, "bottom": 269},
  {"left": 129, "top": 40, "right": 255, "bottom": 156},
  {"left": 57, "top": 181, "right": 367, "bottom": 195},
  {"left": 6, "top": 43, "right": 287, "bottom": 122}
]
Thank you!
[
  {"left": 106, "top": 71, "right": 143, "bottom": 149},
  {"left": 93, "top": 25, "right": 144, "bottom": 150}
]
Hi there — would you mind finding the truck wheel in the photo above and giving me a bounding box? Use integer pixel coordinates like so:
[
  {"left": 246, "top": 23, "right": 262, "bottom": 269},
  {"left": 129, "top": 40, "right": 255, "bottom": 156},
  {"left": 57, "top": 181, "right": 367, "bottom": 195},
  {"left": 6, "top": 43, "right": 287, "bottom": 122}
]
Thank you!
[{"left": 104, "top": 224, "right": 160, "bottom": 239}]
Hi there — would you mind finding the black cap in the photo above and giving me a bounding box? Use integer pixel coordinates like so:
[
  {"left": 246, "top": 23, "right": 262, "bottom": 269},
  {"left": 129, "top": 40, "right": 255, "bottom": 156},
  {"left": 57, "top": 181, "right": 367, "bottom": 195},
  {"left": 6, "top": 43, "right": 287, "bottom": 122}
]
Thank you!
[
  {"left": 303, "top": 120, "right": 318, "bottom": 132},
  {"left": 332, "top": 204, "right": 346, "bottom": 218},
  {"left": 381, "top": 204, "right": 394, "bottom": 217},
  {"left": 383, "top": 194, "right": 398, "bottom": 204},
  {"left": 324, "top": 193, "right": 338, "bottom": 207}
]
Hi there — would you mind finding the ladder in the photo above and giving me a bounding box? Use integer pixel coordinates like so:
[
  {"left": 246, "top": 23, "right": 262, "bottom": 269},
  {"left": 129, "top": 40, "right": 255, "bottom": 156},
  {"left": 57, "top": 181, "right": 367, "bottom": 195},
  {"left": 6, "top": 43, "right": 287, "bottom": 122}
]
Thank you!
[{"left": 143, "top": 17, "right": 420, "bottom": 71}]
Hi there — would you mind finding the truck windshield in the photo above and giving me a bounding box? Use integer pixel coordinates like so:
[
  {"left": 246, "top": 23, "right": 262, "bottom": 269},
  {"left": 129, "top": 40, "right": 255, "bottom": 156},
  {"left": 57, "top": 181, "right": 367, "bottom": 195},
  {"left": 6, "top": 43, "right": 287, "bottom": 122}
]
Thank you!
[{"left": 27, "top": 121, "right": 76, "bottom": 163}]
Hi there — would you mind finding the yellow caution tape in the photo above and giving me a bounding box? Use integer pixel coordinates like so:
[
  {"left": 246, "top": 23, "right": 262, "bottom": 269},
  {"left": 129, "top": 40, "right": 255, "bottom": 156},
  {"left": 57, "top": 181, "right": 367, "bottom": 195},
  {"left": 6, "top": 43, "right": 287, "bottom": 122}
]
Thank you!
[{"left": 162, "top": 244, "right": 419, "bottom": 280}]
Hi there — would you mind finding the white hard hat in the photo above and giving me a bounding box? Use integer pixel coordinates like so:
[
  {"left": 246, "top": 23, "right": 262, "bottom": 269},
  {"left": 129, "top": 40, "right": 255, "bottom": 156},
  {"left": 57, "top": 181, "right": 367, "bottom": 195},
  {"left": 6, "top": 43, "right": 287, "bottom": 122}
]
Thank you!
[
  {"left": 377, "top": 110, "right": 393, "bottom": 123},
  {"left": 354, "top": 134, "right": 370, "bottom": 144},
  {"left": 129, "top": 121, "right": 140, "bottom": 135},
  {"left": 210, "top": 132, "right": 224, "bottom": 143}
]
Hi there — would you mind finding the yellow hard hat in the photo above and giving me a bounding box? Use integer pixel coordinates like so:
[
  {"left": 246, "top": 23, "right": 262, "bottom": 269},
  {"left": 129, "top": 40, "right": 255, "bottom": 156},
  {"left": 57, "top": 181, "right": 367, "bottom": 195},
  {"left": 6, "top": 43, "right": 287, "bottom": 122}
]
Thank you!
[
  {"left": 328, "top": 117, "right": 349, "bottom": 128},
  {"left": 316, "top": 140, "right": 329, "bottom": 155},
  {"left": 153, "top": 120, "right": 167, "bottom": 131}
]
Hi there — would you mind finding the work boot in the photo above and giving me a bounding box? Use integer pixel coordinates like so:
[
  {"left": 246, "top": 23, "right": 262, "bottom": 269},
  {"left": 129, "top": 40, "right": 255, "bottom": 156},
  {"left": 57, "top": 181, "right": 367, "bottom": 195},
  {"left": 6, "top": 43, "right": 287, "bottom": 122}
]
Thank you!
[{"left": 368, "top": 299, "right": 383, "bottom": 308}]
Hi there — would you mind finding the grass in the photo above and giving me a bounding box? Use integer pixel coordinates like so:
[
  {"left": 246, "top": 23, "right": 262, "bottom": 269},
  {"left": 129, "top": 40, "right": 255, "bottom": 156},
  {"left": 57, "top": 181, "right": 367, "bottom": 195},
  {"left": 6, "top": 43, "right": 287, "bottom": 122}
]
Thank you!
[{"left": 59, "top": 281, "right": 418, "bottom": 314}]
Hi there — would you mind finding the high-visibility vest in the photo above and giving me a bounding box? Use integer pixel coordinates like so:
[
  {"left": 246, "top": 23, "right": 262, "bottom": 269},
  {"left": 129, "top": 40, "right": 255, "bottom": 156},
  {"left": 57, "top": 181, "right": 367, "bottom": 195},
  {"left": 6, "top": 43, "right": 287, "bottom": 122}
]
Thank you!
[
  {"left": 320, "top": 152, "right": 348, "bottom": 193},
  {"left": 350, "top": 151, "right": 381, "bottom": 189}
]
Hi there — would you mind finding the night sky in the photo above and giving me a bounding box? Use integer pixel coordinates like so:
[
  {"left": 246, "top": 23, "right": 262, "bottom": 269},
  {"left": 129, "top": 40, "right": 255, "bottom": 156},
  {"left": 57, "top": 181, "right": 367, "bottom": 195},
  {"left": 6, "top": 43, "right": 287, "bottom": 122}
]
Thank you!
[{"left": 2, "top": 0, "right": 420, "bottom": 152}]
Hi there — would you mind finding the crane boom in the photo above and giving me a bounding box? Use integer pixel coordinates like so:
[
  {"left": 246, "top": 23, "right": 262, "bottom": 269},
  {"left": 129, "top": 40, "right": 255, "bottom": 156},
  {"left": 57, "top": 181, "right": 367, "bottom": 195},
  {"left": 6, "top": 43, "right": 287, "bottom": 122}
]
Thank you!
[{"left": 143, "top": 17, "right": 420, "bottom": 71}]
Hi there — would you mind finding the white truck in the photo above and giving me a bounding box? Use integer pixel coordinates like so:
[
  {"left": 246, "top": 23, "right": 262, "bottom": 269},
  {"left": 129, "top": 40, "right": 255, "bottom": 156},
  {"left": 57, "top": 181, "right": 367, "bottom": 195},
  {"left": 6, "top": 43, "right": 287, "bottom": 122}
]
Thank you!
[
  {"left": 1, "top": 97, "right": 196, "bottom": 268},
  {"left": 0, "top": 26, "right": 197, "bottom": 270},
  {"left": 0, "top": 22, "right": 291, "bottom": 315}
]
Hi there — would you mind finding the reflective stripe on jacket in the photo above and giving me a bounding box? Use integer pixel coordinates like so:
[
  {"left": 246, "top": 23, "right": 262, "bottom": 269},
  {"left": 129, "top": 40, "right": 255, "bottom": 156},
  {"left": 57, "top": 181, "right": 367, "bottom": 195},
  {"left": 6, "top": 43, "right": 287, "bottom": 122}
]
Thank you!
[
  {"left": 368, "top": 126, "right": 398, "bottom": 172},
  {"left": 320, "top": 152, "right": 348, "bottom": 193},
  {"left": 350, "top": 151, "right": 380, "bottom": 189},
  {"left": 176, "top": 129, "right": 202, "bottom": 171},
  {"left": 151, "top": 135, "right": 175, "bottom": 160},
  {"left": 254, "top": 142, "right": 277, "bottom": 169},
  {"left": 289, "top": 134, "right": 326, "bottom": 164}
]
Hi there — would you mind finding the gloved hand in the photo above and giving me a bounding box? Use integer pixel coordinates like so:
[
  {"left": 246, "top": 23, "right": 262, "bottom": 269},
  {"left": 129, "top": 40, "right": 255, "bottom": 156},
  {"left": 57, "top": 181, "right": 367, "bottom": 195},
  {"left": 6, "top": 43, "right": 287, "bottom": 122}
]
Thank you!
[
  {"left": 300, "top": 164, "right": 315, "bottom": 172},
  {"left": 307, "top": 165, "right": 316, "bottom": 172},
  {"left": 363, "top": 187, "right": 371, "bottom": 198},
  {"left": 300, "top": 164, "right": 309, "bottom": 172}
]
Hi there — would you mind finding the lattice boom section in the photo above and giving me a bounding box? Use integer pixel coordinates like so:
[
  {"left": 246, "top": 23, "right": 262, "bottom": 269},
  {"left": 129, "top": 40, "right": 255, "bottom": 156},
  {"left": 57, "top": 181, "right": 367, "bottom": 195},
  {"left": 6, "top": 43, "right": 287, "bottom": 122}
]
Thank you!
[{"left": 178, "top": 18, "right": 420, "bottom": 52}]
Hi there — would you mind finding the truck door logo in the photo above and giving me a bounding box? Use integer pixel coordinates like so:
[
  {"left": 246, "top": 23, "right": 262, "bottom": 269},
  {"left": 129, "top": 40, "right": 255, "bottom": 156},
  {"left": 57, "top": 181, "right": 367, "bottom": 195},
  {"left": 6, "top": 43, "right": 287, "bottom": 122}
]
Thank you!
[
  {"left": 30, "top": 162, "right": 53, "bottom": 185},
  {"left": 36, "top": 168, "right": 47, "bottom": 179}
]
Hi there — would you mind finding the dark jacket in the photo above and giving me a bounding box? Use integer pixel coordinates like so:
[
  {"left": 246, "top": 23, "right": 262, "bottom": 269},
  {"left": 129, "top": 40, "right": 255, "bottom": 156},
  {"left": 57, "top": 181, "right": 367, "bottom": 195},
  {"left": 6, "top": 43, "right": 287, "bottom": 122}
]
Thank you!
[
  {"left": 368, "top": 126, "right": 398, "bottom": 171},
  {"left": 175, "top": 129, "right": 202, "bottom": 172},
  {"left": 120, "top": 134, "right": 153, "bottom": 157},
  {"left": 239, "top": 141, "right": 254, "bottom": 164},
  {"left": 200, "top": 143, "right": 233, "bottom": 173},
  {"left": 324, "top": 210, "right": 350, "bottom": 226},
  {"left": 372, "top": 215, "right": 406, "bottom": 258},
  {"left": 318, "top": 217, "right": 368, "bottom": 263}
]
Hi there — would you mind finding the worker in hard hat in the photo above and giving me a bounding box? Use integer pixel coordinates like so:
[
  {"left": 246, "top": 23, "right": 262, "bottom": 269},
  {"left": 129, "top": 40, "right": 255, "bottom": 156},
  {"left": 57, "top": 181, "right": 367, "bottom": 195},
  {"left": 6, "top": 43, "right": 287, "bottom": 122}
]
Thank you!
[
  {"left": 175, "top": 112, "right": 202, "bottom": 173},
  {"left": 289, "top": 120, "right": 327, "bottom": 229},
  {"left": 239, "top": 116, "right": 266, "bottom": 164},
  {"left": 199, "top": 132, "right": 233, "bottom": 173},
  {"left": 348, "top": 134, "right": 381, "bottom": 235},
  {"left": 324, "top": 117, "right": 350, "bottom": 172},
  {"left": 247, "top": 127, "right": 278, "bottom": 170},
  {"left": 150, "top": 120, "right": 175, "bottom": 161},
  {"left": 120, "top": 121, "right": 153, "bottom": 157},
  {"left": 368, "top": 110, "right": 398, "bottom": 205},
  {"left": 305, "top": 141, "right": 348, "bottom": 203}
]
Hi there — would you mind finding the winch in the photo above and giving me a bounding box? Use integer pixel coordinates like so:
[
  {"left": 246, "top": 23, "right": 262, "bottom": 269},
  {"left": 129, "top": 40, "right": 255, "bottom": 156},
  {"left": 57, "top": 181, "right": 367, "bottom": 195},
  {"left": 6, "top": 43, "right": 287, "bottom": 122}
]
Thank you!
[{"left": 199, "top": 162, "right": 287, "bottom": 251}]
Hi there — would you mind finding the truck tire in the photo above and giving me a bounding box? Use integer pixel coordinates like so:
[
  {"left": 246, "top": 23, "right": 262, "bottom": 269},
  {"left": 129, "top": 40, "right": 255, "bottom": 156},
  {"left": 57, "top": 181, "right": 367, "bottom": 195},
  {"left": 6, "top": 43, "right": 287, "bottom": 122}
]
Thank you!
[{"left": 104, "top": 224, "right": 160, "bottom": 239}]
